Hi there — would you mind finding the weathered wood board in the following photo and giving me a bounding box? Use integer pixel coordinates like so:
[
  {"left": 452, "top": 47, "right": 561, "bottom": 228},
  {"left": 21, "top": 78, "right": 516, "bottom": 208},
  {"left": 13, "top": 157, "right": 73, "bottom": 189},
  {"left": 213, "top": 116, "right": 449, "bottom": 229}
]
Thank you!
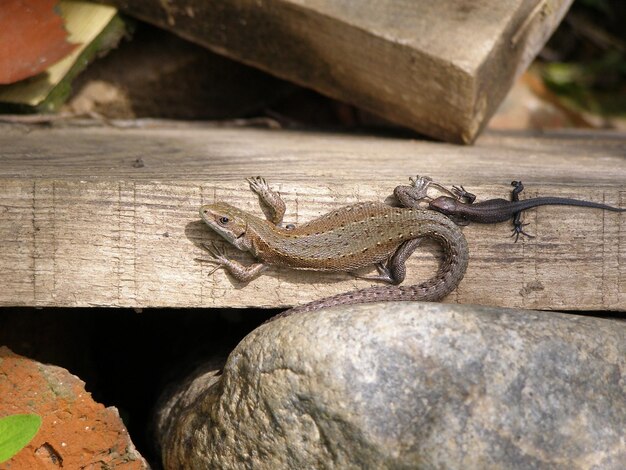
[
  {"left": 104, "top": 0, "right": 573, "bottom": 143},
  {"left": 0, "top": 122, "right": 624, "bottom": 310}
]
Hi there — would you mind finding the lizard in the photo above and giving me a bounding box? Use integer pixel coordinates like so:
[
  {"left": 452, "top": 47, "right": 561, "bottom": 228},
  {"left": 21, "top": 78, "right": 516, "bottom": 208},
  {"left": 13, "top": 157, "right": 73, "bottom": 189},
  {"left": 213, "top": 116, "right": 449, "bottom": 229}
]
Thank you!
[
  {"left": 198, "top": 176, "right": 469, "bottom": 315},
  {"left": 424, "top": 180, "right": 626, "bottom": 242}
]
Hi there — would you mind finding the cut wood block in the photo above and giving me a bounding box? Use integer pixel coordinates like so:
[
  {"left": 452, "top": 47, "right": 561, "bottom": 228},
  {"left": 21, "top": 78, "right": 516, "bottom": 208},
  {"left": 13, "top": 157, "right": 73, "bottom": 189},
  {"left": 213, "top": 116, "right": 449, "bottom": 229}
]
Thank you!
[
  {"left": 0, "top": 122, "right": 624, "bottom": 311},
  {"left": 104, "top": 0, "right": 573, "bottom": 143}
]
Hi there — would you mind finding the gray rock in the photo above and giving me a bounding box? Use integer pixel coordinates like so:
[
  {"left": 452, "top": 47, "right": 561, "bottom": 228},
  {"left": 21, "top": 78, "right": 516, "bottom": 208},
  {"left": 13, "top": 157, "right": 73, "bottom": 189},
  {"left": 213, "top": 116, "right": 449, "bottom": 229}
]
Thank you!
[{"left": 157, "top": 302, "right": 626, "bottom": 469}]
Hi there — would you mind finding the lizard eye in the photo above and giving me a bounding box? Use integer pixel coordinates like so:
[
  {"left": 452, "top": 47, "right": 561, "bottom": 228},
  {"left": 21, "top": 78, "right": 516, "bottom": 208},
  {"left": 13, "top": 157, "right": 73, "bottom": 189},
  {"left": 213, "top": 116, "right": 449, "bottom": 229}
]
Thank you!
[{"left": 218, "top": 216, "right": 230, "bottom": 225}]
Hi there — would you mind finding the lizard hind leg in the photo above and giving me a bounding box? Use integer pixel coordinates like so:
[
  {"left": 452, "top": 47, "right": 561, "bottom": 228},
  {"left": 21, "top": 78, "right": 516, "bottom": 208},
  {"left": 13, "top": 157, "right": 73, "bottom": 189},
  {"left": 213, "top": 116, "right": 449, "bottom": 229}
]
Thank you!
[
  {"left": 351, "top": 238, "right": 424, "bottom": 285},
  {"left": 351, "top": 262, "right": 396, "bottom": 284},
  {"left": 511, "top": 209, "right": 534, "bottom": 242},
  {"left": 383, "top": 238, "right": 424, "bottom": 284}
]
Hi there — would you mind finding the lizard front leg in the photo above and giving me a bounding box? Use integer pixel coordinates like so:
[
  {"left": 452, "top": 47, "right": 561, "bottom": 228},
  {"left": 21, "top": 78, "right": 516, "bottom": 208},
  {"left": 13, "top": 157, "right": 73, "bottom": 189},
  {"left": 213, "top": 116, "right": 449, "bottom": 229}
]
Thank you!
[
  {"left": 247, "top": 176, "right": 287, "bottom": 226},
  {"left": 394, "top": 176, "right": 435, "bottom": 207},
  {"left": 511, "top": 180, "right": 524, "bottom": 202},
  {"left": 394, "top": 175, "right": 461, "bottom": 208},
  {"left": 197, "top": 242, "right": 268, "bottom": 283},
  {"left": 410, "top": 175, "right": 459, "bottom": 200},
  {"left": 395, "top": 178, "right": 470, "bottom": 226}
]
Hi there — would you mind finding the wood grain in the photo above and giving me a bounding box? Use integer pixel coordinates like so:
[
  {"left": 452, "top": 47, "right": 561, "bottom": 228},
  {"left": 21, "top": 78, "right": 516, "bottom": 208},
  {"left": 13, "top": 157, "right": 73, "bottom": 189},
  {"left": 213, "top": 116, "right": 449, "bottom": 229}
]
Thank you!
[
  {"left": 0, "top": 122, "right": 624, "bottom": 310},
  {"left": 103, "top": 0, "right": 573, "bottom": 143}
]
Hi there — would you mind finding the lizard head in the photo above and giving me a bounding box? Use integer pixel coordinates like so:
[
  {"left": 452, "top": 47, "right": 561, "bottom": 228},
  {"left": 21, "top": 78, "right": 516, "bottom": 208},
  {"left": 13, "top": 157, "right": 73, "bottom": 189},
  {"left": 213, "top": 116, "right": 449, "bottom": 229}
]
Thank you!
[
  {"left": 428, "top": 196, "right": 460, "bottom": 216},
  {"left": 200, "top": 202, "right": 249, "bottom": 247}
]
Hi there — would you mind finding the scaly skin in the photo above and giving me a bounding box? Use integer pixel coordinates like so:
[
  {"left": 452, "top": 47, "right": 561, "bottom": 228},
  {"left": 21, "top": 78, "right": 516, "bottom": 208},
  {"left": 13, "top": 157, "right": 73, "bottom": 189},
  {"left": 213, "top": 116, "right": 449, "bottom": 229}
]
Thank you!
[
  {"left": 427, "top": 180, "right": 626, "bottom": 241},
  {"left": 272, "top": 212, "right": 467, "bottom": 317},
  {"left": 198, "top": 177, "right": 469, "bottom": 317},
  {"left": 430, "top": 195, "right": 626, "bottom": 222}
]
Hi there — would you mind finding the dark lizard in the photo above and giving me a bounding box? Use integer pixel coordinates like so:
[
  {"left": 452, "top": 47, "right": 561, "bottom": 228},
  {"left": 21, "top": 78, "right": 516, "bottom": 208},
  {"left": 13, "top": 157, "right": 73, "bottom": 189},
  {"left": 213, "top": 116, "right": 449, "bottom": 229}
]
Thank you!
[{"left": 425, "top": 181, "right": 626, "bottom": 241}]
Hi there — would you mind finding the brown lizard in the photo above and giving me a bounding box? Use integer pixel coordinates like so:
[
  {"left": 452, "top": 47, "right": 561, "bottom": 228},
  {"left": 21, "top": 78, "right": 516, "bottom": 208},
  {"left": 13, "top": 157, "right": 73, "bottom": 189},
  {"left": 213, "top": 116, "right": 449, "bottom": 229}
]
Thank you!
[{"left": 198, "top": 177, "right": 468, "bottom": 315}]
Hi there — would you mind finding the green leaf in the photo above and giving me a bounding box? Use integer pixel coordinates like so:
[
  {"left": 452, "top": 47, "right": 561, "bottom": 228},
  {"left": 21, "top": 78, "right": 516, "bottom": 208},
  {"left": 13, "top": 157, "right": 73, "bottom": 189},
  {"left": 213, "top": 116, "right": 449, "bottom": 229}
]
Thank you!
[{"left": 0, "top": 414, "right": 42, "bottom": 463}]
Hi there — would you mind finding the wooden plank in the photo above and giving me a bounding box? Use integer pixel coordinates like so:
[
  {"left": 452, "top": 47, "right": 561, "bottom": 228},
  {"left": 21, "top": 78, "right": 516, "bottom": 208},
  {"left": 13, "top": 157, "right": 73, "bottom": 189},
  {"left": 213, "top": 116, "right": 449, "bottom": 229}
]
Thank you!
[
  {"left": 0, "top": 122, "right": 624, "bottom": 310},
  {"left": 104, "top": 0, "right": 572, "bottom": 143}
]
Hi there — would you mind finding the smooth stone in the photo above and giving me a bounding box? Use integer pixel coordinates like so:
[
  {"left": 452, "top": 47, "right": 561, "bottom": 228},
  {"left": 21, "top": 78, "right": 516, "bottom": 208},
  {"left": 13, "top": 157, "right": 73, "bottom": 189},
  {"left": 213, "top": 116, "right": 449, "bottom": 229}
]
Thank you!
[{"left": 157, "top": 302, "right": 626, "bottom": 469}]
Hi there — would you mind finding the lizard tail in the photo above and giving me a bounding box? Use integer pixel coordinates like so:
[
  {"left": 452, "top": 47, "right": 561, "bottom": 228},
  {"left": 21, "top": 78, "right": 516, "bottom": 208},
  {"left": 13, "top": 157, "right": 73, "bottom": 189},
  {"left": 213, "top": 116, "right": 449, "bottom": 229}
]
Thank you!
[{"left": 270, "top": 223, "right": 469, "bottom": 320}]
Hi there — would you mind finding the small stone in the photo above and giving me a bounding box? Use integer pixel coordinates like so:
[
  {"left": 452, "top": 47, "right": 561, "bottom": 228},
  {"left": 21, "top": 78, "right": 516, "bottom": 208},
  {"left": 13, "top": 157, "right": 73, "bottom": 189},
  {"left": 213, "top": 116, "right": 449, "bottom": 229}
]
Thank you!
[
  {"left": 0, "top": 347, "right": 147, "bottom": 468},
  {"left": 157, "top": 302, "right": 626, "bottom": 469}
]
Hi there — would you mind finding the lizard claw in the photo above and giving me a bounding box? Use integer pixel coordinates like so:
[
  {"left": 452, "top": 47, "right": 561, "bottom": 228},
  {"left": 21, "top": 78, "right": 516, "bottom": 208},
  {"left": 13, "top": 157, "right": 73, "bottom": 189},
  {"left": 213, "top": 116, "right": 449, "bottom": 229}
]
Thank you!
[
  {"left": 194, "top": 256, "right": 225, "bottom": 276},
  {"left": 197, "top": 242, "right": 230, "bottom": 272},
  {"left": 205, "top": 264, "right": 223, "bottom": 276},
  {"left": 510, "top": 224, "right": 534, "bottom": 243},
  {"left": 408, "top": 175, "right": 432, "bottom": 197},
  {"left": 451, "top": 185, "right": 476, "bottom": 203},
  {"left": 201, "top": 241, "right": 227, "bottom": 258},
  {"left": 247, "top": 176, "right": 269, "bottom": 194},
  {"left": 451, "top": 185, "right": 465, "bottom": 198},
  {"left": 410, "top": 175, "right": 461, "bottom": 199},
  {"left": 409, "top": 175, "right": 432, "bottom": 186},
  {"left": 350, "top": 262, "right": 395, "bottom": 284}
]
